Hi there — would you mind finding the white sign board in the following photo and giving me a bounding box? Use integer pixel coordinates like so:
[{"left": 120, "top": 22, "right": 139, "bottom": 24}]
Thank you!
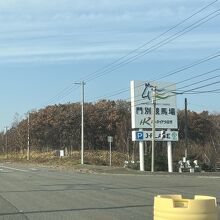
[
  {"left": 60, "top": 150, "right": 64, "bottom": 157},
  {"left": 132, "top": 130, "right": 179, "bottom": 142},
  {"left": 131, "top": 81, "right": 178, "bottom": 129},
  {"left": 108, "top": 136, "right": 113, "bottom": 143}
]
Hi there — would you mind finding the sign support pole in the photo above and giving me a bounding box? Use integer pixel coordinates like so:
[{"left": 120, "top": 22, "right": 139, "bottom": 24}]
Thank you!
[
  {"left": 109, "top": 141, "right": 112, "bottom": 167},
  {"left": 108, "top": 136, "right": 113, "bottom": 167},
  {"left": 151, "top": 86, "right": 156, "bottom": 172},
  {"left": 130, "top": 81, "right": 178, "bottom": 173},
  {"left": 167, "top": 129, "right": 173, "bottom": 172},
  {"left": 139, "top": 131, "right": 145, "bottom": 171}
]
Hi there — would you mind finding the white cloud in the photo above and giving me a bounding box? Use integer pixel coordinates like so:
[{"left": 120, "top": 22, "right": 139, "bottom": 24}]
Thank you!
[
  {"left": 0, "top": 0, "right": 218, "bottom": 63},
  {"left": 0, "top": 0, "right": 215, "bottom": 24}
]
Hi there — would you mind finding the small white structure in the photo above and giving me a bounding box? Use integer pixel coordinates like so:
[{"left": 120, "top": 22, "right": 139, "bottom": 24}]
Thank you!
[{"left": 60, "top": 150, "right": 64, "bottom": 157}]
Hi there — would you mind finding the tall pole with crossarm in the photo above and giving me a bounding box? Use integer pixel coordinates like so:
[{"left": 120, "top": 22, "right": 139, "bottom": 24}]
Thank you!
[
  {"left": 184, "top": 98, "right": 188, "bottom": 158},
  {"left": 27, "top": 112, "right": 30, "bottom": 161},
  {"left": 4, "top": 126, "right": 8, "bottom": 159},
  {"left": 75, "top": 81, "right": 86, "bottom": 165},
  {"left": 151, "top": 86, "right": 156, "bottom": 172}
]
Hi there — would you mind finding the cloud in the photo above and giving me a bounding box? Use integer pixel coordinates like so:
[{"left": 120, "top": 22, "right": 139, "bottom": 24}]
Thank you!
[
  {"left": 0, "top": 0, "right": 218, "bottom": 63},
  {"left": 0, "top": 0, "right": 215, "bottom": 24},
  {"left": 0, "top": 0, "right": 218, "bottom": 30}
]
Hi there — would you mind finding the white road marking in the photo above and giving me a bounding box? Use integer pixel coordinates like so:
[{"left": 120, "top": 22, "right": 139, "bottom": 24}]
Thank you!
[
  {"left": 29, "top": 168, "right": 38, "bottom": 171},
  {"left": 0, "top": 165, "right": 29, "bottom": 172},
  {"left": 197, "top": 176, "right": 220, "bottom": 179}
]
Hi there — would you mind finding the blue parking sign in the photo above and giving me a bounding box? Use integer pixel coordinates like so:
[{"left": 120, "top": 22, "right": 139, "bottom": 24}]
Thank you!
[{"left": 136, "top": 131, "right": 144, "bottom": 140}]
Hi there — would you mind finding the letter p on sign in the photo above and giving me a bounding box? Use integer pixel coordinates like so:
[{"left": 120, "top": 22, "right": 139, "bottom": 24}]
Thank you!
[{"left": 136, "top": 131, "right": 144, "bottom": 140}]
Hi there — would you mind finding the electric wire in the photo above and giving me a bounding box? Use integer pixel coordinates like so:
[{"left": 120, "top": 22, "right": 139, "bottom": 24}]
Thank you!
[
  {"left": 129, "top": 68, "right": 220, "bottom": 107},
  {"left": 49, "top": 10, "right": 220, "bottom": 104},
  {"left": 88, "top": 10, "right": 220, "bottom": 103},
  {"left": 176, "top": 74, "right": 220, "bottom": 92},
  {"left": 182, "top": 79, "right": 220, "bottom": 94},
  {"left": 85, "top": 8, "right": 220, "bottom": 83},
  {"left": 46, "top": 82, "right": 80, "bottom": 105},
  {"left": 39, "top": 69, "right": 220, "bottom": 140},
  {"left": 79, "top": 0, "right": 218, "bottom": 82},
  {"left": 184, "top": 89, "right": 220, "bottom": 94},
  {"left": 45, "top": 1, "right": 219, "bottom": 104},
  {"left": 42, "top": 77, "right": 220, "bottom": 133},
  {"left": 72, "top": 84, "right": 220, "bottom": 128},
  {"left": 91, "top": 55, "right": 220, "bottom": 102}
]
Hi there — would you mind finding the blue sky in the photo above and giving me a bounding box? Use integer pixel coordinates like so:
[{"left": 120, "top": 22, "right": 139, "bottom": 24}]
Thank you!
[{"left": 0, "top": 0, "right": 220, "bottom": 130}]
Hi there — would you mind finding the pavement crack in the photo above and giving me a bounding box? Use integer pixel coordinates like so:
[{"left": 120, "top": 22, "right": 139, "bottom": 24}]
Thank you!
[{"left": 0, "top": 194, "right": 30, "bottom": 219}]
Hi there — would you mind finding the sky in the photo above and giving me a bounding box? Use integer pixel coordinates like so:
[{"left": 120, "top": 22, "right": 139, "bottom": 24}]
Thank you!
[{"left": 0, "top": 0, "right": 220, "bottom": 130}]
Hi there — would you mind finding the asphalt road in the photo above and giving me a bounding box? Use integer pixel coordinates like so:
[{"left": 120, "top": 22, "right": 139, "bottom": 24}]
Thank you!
[{"left": 0, "top": 163, "right": 219, "bottom": 220}]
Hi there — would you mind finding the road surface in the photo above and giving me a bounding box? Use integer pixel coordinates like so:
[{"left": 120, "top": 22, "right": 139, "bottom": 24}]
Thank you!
[{"left": 0, "top": 163, "right": 219, "bottom": 219}]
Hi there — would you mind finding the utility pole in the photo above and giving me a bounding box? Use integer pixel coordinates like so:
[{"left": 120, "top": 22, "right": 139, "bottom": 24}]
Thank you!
[
  {"left": 151, "top": 86, "right": 156, "bottom": 172},
  {"left": 27, "top": 112, "right": 30, "bottom": 161},
  {"left": 184, "top": 98, "right": 188, "bottom": 158},
  {"left": 167, "top": 129, "right": 173, "bottom": 172},
  {"left": 75, "top": 81, "right": 86, "bottom": 165},
  {"left": 4, "top": 126, "right": 8, "bottom": 159},
  {"left": 1, "top": 133, "right": 3, "bottom": 153}
]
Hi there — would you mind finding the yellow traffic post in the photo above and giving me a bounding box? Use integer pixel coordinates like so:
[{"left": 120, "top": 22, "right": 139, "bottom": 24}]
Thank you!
[{"left": 154, "top": 195, "right": 218, "bottom": 220}]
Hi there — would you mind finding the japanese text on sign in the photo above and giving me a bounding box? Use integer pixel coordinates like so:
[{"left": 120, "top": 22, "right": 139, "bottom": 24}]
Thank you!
[{"left": 131, "top": 81, "right": 178, "bottom": 129}]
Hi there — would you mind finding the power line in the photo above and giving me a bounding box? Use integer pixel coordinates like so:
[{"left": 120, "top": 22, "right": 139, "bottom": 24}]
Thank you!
[
  {"left": 169, "top": 68, "right": 220, "bottom": 88},
  {"left": 146, "top": 67, "right": 220, "bottom": 96},
  {"left": 159, "top": 80, "right": 220, "bottom": 101},
  {"left": 152, "top": 67, "right": 220, "bottom": 95},
  {"left": 79, "top": 0, "right": 218, "bottom": 82},
  {"left": 49, "top": 9, "right": 220, "bottom": 105},
  {"left": 88, "top": 12, "right": 220, "bottom": 102},
  {"left": 90, "top": 54, "right": 220, "bottom": 102},
  {"left": 85, "top": 8, "right": 220, "bottom": 83},
  {"left": 154, "top": 53, "right": 220, "bottom": 82},
  {"left": 45, "top": 1, "right": 219, "bottom": 105},
  {"left": 182, "top": 80, "right": 220, "bottom": 94},
  {"left": 42, "top": 78, "right": 220, "bottom": 135},
  {"left": 184, "top": 89, "right": 220, "bottom": 94},
  {"left": 46, "top": 84, "right": 80, "bottom": 105},
  {"left": 73, "top": 85, "right": 220, "bottom": 124},
  {"left": 129, "top": 70, "right": 220, "bottom": 108},
  {"left": 36, "top": 81, "right": 220, "bottom": 145},
  {"left": 176, "top": 73, "right": 220, "bottom": 92}
]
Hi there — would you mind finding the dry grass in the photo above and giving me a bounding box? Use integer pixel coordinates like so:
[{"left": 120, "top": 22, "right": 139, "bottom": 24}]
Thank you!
[{"left": 0, "top": 150, "right": 128, "bottom": 168}]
